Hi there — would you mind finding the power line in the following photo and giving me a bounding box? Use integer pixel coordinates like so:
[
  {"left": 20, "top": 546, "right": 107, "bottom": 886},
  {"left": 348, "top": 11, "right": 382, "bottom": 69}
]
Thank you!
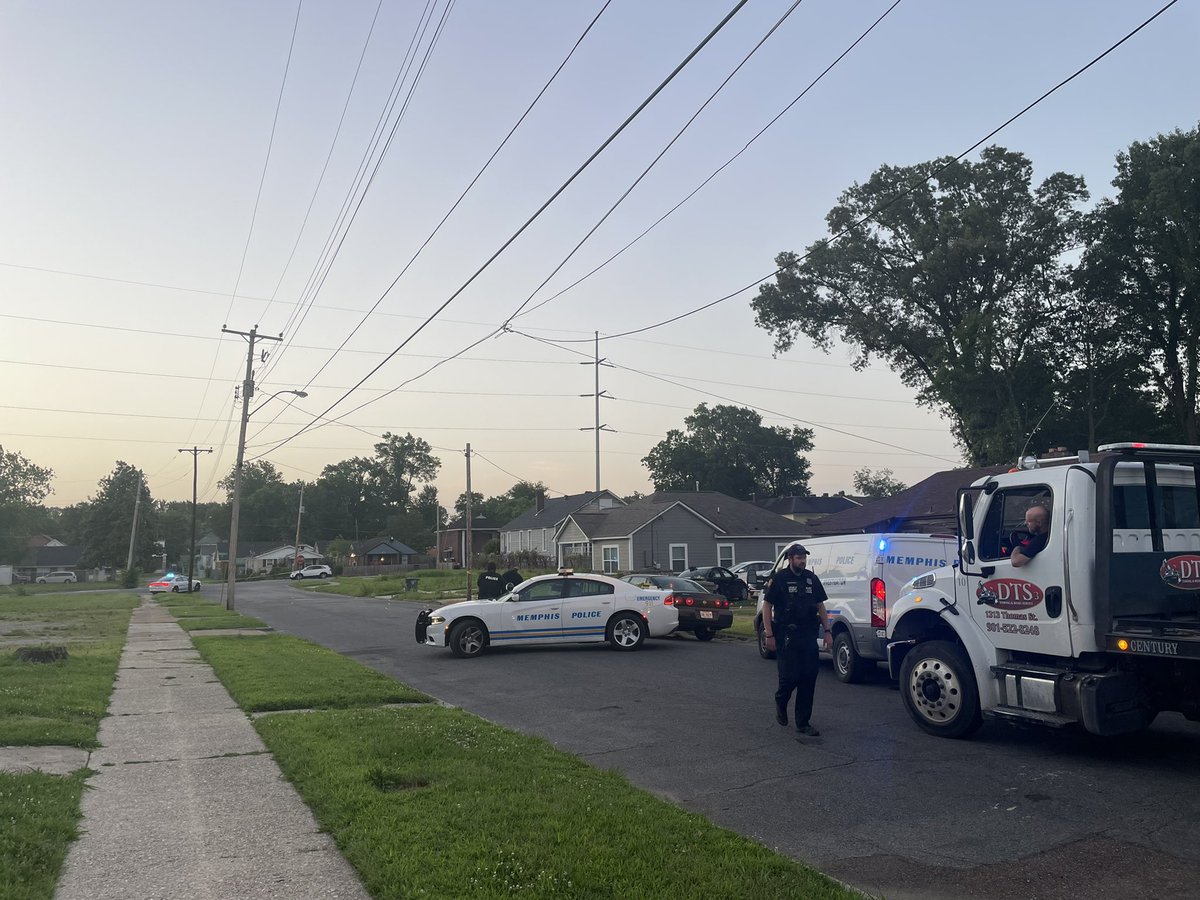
[
  {"left": 514, "top": 0, "right": 903, "bottom": 323},
  {"left": 252, "top": 0, "right": 753, "bottom": 460},
  {"left": 540, "top": 0, "right": 1182, "bottom": 344}
]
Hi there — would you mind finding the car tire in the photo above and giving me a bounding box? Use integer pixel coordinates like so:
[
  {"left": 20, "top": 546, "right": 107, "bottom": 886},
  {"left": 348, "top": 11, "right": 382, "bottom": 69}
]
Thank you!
[
  {"left": 37, "top": 578, "right": 46, "bottom": 584},
  {"left": 832, "top": 630, "right": 868, "bottom": 684},
  {"left": 694, "top": 627, "right": 715, "bottom": 642},
  {"left": 171, "top": 585, "right": 179, "bottom": 593},
  {"left": 607, "top": 612, "right": 646, "bottom": 651},
  {"left": 319, "top": 572, "right": 328, "bottom": 578},
  {"left": 448, "top": 620, "right": 488, "bottom": 658},
  {"left": 757, "top": 620, "right": 776, "bottom": 660},
  {"left": 899, "top": 640, "right": 982, "bottom": 739}
]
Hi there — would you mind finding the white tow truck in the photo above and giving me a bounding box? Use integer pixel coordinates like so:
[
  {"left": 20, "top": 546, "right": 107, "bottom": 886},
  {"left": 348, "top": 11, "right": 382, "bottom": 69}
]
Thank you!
[{"left": 888, "top": 442, "right": 1200, "bottom": 738}]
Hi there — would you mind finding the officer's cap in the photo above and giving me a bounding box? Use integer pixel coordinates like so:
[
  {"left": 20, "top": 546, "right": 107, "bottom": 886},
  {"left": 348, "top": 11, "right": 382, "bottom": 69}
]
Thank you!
[{"left": 785, "top": 544, "right": 809, "bottom": 557}]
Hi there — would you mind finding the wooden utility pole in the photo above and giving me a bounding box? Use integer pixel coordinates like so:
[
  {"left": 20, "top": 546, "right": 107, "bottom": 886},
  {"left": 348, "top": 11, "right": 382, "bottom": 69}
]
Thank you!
[
  {"left": 126, "top": 472, "right": 143, "bottom": 573},
  {"left": 178, "top": 447, "right": 212, "bottom": 593},
  {"left": 580, "top": 331, "right": 614, "bottom": 503},
  {"left": 293, "top": 483, "right": 305, "bottom": 571},
  {"left": 465, "top": 443, "right": 473, "bottom": 601}
]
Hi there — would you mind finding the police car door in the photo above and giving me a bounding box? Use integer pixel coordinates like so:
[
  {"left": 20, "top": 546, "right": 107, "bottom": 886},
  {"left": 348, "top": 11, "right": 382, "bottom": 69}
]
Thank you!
[
  {"left": 560, "top": 578, "right": 614, "bottom": 642},
  {"left": 499, "top": 579, "right": 566, "bottom": 646},
  {"left": 965, "top": 484, "right": 1073, "bottom": 657}
]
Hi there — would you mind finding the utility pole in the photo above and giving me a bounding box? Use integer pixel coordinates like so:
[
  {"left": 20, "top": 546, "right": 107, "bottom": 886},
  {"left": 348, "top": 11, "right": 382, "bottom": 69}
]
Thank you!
[
  {"left": 464, "top": 443, "right": 473, "bottom": 601},
  {"left": 222, "top": 324, "right": 282, "bottom": 610},
  {"left": 293, "top": 483, "right": 305, "bottom": 571},
  {"left": 126, "top": 471, "right": 143, "bottom": 573},
  {"left": 178, "top": 447, "right": 212, "bottom": 593},
  {"left": 580, "top": 331, "right": 614, "bottom": 503}
]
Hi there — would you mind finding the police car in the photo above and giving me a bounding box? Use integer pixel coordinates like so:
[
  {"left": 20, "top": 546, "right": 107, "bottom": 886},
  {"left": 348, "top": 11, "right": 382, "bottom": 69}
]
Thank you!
[{"left": 414, "top": 570, "right": 679, "bottom": 658}]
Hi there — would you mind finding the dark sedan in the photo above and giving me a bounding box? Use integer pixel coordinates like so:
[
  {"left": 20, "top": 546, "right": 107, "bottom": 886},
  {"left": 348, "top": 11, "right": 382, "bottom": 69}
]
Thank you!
[
  {"left": 677, "top": 566, "right": 748, "bottom": 603},
  {"left": 620, "top": 574, "right": 733, "bottom": 640}
]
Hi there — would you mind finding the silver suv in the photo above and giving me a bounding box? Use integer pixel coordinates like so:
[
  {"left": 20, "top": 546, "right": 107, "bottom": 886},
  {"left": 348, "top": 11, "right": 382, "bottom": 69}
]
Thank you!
[
  {"left": 289, "top": 564, "right": 332, "bottom": 580},
  {"left": 37, "top": 570, "right": 78, "bottom": 584}
]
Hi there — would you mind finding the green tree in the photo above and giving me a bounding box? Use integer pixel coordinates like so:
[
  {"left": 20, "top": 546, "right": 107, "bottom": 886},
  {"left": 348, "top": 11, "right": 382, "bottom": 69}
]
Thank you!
[
  {"left": 305, "top": 458, "right": 385, "bottom": 542},
  {"left": 81, "top": 462, "right": 157, "bottom": 568},
  {"left": 370, "top": 433, "right": 440, "bottom": 511},
  {"left": 1081, "top": 125, "right": 1200, "bottom": 442},
  {"left": 485, "top": 481, "right": 546, "bottom": 527},
  {"left": 0, "top": 445, "right": 54, "bottom": 564},
  {"left": 642, "top": 404, "right": 814, "bottom": 499},
  {"left": 752, "top": 146, "right": 1087, "bottom": 466},
  {"left": 454, "top": 491, "right": 485, "bottom": 518},
  {"left": 218, "top": 461, "right": 294, "bottom": 544},
  {"left": 852, "top": 468, "right": 907, "bottom": 500}
]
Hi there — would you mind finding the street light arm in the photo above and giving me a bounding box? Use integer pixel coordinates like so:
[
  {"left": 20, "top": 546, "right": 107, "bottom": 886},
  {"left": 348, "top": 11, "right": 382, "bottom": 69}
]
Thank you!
[{"left": 249, "top": 389, "right": 308, "bottom": 418}]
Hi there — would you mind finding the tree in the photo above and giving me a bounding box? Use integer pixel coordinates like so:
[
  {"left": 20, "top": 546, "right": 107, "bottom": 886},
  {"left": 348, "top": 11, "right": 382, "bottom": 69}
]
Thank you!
[
  {"left": 306, "top": 458, "right": 385, "bottom": 542},
  {"left": 752, "top": 146, "right": 1087, "bottom": 466},
  {"left": 853, "top": 468, "right": 907, "bottom": 500},
  {"left": 1081, "top": 126, "right": 1200, "bottom": 442},
  {"left": 0, "top": 445, "right": 54, "bottom": 564},
  {"left": 484, "top": 481, "right": 546, "bottom": 527},
  {"left": 454, "top": 491, "right": 485, "bottom": 518},
  {"left": 81, "top": 462, "right": 157, "bottom": 568},
  {"left": 642, "top": 404, "right": 814, "bottom": 499},
  {"left": 370, "top": 433, "right": 440, "bottom": 510}
]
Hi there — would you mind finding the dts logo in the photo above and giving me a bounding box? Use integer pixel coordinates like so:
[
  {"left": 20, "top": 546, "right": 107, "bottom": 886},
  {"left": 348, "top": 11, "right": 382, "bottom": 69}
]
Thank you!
[
  {"left": 1160, "top": 555, "right": 1200, "bottom": 590},
  {"left": 976, "top": 578, "right": 1043, "bottom": 610}
]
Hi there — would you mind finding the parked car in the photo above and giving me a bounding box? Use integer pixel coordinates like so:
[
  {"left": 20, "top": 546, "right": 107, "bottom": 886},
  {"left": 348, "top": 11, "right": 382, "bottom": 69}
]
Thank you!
[
  {"left": 415, "top": 571, "right": 679, "bottom": 658},
  {"left": 37, "top": 571, "right": 77, "bottom": 584},
  {"left": 621, "top": 574, "right": 732, "bottom": 640},
  {"left": 148, "top": 574, "right": 201, "bottom": 593},
  {"left": 729, "top": 560, "right": 775, "bottom": 594},
  {"left": 289, "top": 564, "right": 332, "bottom": 580},
  {"left": 678, "top": 566, "right": 748, "bottom": 603}
]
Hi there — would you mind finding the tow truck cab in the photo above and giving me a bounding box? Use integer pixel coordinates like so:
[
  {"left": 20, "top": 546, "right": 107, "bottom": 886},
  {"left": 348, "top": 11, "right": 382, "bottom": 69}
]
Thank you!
[{"left": 887, "top": 442, "right": 1200, "bottom": 738}]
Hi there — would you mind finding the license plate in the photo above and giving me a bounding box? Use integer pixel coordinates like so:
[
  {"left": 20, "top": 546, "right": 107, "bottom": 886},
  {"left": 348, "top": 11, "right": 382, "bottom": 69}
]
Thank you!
[{"left": 699, "top": 610, "right": 714, "bottom": 620}]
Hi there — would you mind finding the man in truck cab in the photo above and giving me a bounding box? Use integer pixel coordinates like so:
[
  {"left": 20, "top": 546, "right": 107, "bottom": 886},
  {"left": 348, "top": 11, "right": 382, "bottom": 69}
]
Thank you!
[{"left": 1011, "top": 504, "right": 1049, "bottom": 568}]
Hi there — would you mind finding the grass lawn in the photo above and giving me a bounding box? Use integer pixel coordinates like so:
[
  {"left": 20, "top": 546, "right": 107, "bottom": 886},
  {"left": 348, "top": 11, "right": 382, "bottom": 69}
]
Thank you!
[
  {"left": 296, "top": 568, "right": 555, "bottom": 602},
  {"left": 191, "top": 634, "right": 430, "bottom": 711},
  {"left": 0, "top": 581, "right": 118, "bottom": 598},
  {"left": 196, "top": 635, "right": 853, "bottom": 899},
  {"left": 0, "top": 593, "right": 137, "bottom": 900},
  {"left": 727, "top": 604, "right": 759, "bottom": 639},
  {"left": 154, "top": 594, "right": 269, "bottom": 631},
  {"left": 0, "top": 593, "right": 138, "bottom": 747},
  {"left": 0, "top": 771, "right": 87, "bottom": 900}
]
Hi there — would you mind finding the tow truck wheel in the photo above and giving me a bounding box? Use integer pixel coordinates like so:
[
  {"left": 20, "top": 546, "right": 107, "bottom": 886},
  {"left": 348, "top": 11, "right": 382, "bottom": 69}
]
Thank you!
[
  {"left": 448, "top": 620, "right": 488, "bottom": 658},
  {"left": 899, "top": 640, "right": 982, "bottom": 738},
  {"left": 756, "top": 620, "right": 776, "bottom": 660},
  {"left": 607, "top": 612, "right": 645, "bottom": 650},
  {"left": 833, "top": 630, "right": 867, "bottom": 684}
]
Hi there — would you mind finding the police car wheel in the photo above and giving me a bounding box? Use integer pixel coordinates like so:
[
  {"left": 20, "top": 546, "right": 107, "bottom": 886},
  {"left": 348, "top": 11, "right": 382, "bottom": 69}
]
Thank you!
[
  {"left": 833, "top": 631, "right": 866, "bottom": 684},
  {"left": 756, "top": 621, "right": 776, "bottom": 660},
  {"left": 899, "top": 640, "right": 982, "bottom": 738},
  {"left": 448, "top": 620, "right": 488, "bottom": 658},
  {"left": 607, "top": 612, "right": 645, "bottom": 650}
]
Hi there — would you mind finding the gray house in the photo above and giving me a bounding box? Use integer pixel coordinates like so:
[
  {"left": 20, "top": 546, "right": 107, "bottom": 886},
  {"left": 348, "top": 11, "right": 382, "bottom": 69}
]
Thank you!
[
  {"left": 554, "top": 491, "right": 807, "bottom": 574},
  {"left": 499, "top": 489, "right": 623, "bottom": 559}
]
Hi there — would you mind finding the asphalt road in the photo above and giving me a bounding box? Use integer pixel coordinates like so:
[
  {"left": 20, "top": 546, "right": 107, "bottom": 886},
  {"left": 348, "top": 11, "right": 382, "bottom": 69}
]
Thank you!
[{"left": 232, "top": 581, "right": 1200, "bottom": 900}]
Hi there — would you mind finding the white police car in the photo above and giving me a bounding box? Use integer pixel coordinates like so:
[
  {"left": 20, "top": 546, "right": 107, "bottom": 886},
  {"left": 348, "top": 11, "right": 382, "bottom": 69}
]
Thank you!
[{"left": 415, "top": 571, "right": 679, "bottom": 658}]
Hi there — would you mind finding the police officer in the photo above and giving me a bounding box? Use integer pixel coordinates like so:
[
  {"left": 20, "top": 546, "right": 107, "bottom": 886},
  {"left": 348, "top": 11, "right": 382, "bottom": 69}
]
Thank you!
[
  {"left": 762, "top": 544, "right": 831, "bottom": 736},
  {"left": 501, "top": 566, "right": 524, "bottom": 592},
  {"left": 477, "top": 562, "right": 503, "bottom": 599}
]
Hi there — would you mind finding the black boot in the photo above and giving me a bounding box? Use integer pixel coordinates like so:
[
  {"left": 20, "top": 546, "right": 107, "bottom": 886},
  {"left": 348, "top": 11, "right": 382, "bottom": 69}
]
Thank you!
[{"left": 775, "top": 701, "right": 788, "bottom": 726}]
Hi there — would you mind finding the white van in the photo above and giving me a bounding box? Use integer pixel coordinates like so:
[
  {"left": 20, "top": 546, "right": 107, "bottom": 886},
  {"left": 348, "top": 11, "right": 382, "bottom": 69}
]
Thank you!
[{"left": 755, "top": 533, "right": 956, "bottom": 682}]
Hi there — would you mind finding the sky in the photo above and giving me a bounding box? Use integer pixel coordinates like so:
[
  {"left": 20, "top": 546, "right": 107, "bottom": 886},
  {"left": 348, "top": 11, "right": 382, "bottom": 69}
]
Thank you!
[{"left": 2, "top": 0, "right": 1198, "bottom": 513}]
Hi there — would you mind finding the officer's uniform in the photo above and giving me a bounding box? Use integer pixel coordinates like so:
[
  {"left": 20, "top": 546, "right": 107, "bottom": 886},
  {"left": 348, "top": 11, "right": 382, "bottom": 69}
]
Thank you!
[
  {"left": 477, "top": 569, "right": 503, "bottom": 599},
  {"left": 501, "top": 569, "right": 523, "bottom": 591},
  {"left": 764, "top": 561, "right": 827, "bottom": 730}
]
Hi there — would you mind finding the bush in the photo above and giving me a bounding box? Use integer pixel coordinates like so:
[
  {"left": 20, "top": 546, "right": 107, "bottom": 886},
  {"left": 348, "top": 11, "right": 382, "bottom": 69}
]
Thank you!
[{"left": 118, "top": 567, "right": 142, "bottom": 589}]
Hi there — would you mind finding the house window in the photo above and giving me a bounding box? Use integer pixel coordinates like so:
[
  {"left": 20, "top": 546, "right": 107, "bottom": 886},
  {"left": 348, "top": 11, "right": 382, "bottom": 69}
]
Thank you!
[
  {"left": 602, "top": 545, "right": 620, "bottom": 574},
  {"left": 717, "top": 543, "right": 734, "bottom": 568},
  {"left": 670, "top": 544, "right": 688, "bottom": 572}
]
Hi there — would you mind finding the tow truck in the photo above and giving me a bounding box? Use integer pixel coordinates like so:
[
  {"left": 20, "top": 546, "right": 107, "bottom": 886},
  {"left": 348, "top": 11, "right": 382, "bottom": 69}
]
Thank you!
[{"left": 887, "top": 442, "right": 1200, "bottom": 738}]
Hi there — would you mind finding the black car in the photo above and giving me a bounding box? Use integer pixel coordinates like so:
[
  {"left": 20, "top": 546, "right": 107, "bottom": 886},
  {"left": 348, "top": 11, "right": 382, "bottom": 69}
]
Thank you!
[
  {"left": 621, "top": 574, "right": 733, "bottom": 640},
  {"left": 677, "top": 566, "right": 748, "bottom": 603}
]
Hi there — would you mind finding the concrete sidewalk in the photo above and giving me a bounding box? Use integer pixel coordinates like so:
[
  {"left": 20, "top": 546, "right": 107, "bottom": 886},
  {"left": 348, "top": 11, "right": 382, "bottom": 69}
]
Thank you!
[{"left": 54, "top": 599, "right": 370, "bottom": 900}]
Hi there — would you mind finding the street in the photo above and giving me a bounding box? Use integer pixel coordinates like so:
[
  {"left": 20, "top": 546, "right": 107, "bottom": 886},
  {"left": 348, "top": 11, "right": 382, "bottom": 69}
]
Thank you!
[{"left": 233, "top": 581, "right": 1200, "bottom": 900}]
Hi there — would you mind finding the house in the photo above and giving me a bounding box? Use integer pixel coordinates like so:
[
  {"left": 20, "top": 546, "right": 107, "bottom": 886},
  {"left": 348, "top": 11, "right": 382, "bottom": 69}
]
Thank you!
[
  {"left": 553, "top": 491, "right": 807, "bottom": 574},
  {"left": 437, "top": 516, "right": 501, "bottom": 567},
  {"left": 499, "top": 489, "right": 624, "bottom": 560},
  {"left": 757, "top": 493, "right": 861, "bottom": 526},
  {"left": 202, "top": 539, "right": 299, "bottom": 576},
  {"left": 246, "top": 543, "right": 324, "bottom": 573},
  {"left": 804, "top": 465, "right": 1011, "bottom": 536},
  {"left": 14, "top": 542, "right": 84, "bottom": 582},
  {"left": 350, "top": 537, "right": 418, "bottom": 567}
]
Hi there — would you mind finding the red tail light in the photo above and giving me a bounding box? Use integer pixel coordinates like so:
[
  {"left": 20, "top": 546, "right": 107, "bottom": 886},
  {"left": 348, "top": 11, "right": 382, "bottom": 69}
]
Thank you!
[
  {"left": 870, "top": 577, "right": 886, "bottom": 628},
  {"left": 664, "top": 594, "right": 675, "bottom": 605},
  {"left": 684, "top": 596, "right": 695, "bottom": 606}
]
